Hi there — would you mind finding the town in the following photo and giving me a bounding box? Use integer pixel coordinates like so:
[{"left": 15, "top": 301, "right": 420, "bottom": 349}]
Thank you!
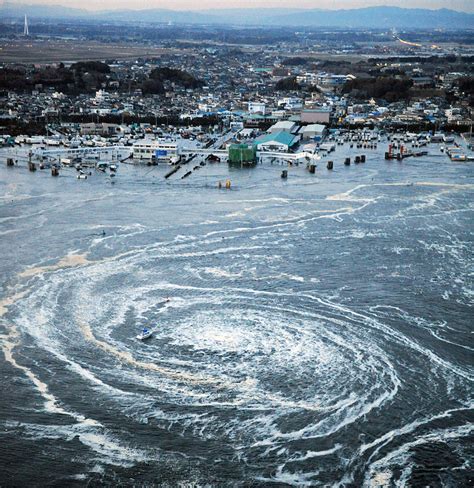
[
  {"left": 1, "top": 16, "right": 473, "bottom": 175},
  {"left": 1, "top": 4, "right": 474, "bottom": 488}
]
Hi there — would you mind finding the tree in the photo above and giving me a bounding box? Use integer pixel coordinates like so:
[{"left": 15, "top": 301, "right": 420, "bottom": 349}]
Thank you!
[
  {"left": 142, "top": 79, "right": 165, "bottom": 95},
  {"left": 343, "top": 76, "right": 413, "bottom": 102},
  {"left": 281, "top": 57, "right": 308, "bottom": 66},
  {"left": 275, "top": 76, "right": 300, "bottom": 91},
  {"left": 70, "top": 61, "right": 111, "bottom": 74},
  {"left": 149, "top": 67, "right": 203, "bottom": 89}
]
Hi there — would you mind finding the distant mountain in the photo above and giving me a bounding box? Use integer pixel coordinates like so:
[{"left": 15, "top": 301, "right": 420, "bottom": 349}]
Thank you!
[
  {"left": 97, "top": 8, "right": 213, "bottom": 25},
  {"left": 1, "top": 3, "right": 473, "bottom": 29},
  {"left": 269, "top": 7, "right": 474, "bottom": 29},
  {"left": 0, "top": 2, "right": 89, "bottom": 19}
]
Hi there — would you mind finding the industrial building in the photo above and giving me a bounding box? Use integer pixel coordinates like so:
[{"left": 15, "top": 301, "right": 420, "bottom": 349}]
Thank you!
[
  {"left": 269, "top": 120, "right": 298, "bottom": 134},
  {"left": 254, "top": 131, "right": 299, "bottom": 152},
  {"left": 301, "top": 124, "right": 327, "bottom": 141},
  {"left": 301, "top": 109, "right": 331, "bottom": 124}
]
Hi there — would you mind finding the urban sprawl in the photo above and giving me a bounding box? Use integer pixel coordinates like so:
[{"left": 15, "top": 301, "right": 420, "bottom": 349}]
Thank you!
[{"left": 1, "top": 21, "right": 473, "bottom": 169}]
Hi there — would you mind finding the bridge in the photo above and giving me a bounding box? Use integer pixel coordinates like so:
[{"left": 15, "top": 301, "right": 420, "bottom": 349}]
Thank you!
[
  {"left": 7, "top": 143, "right": 318, "bottom": 167},
  {"left": 180, "top": 147, "right": 228, "bottom": 157},
  {"left": 258, "top": 151, "right": 321, "bottom": 162}
]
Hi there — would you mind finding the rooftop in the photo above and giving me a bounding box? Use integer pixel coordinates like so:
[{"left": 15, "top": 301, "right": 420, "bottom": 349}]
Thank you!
[{"left": 254, "top": 131, "right": 298, "bottom": 147}]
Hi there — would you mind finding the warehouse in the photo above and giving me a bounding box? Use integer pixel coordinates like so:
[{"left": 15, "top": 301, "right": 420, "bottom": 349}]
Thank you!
[
  {"left": 268, "top": 120, "right": 298, "bottom": 134},
  {"left": 300, "top": 109, "right": 331, "bottom": 124},
  {"left": 254, "top": 131, "right": 299, "bottom": 152},
  {"left": 301, "top": 124, "right": 327, "bottom": 141}
]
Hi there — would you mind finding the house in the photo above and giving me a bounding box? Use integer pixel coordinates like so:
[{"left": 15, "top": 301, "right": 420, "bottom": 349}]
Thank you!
[
  {"left": 254, "top": 131, "right": 299, "bottom": 152},
  {"left": 278, "top": 97, "right": 303, "bottom": 110}
]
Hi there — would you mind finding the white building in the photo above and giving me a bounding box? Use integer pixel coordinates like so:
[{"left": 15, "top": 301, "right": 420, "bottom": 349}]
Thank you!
[
  {"left": 238, "top": 128, "right": 256, "bottom": 139},
  {"left": 269, "top": 120, "right": 298, "bottom": 134},
  {"left": 278, "top": 97, "right": 303, "bottom": 110},
  {"left": 132, "top": 139, "right": 181, "bottom": 161},
  {"left": 301, "top": 124, "right": 327, "bottom": 141},
  {"left": 317, "top": 73, "right": 349, "bottom": 89},
  {"left": 198, "top": 103, "right": 215, "bottom": 112},
  {"left": 91, "top": 108, "right": 112, "bottom": 115},
  {"left": 94, "top": 90, "right": 109, "bottom": 103},
  {"left": 248, "top": 102, "right": 266, "bottom": 115}
]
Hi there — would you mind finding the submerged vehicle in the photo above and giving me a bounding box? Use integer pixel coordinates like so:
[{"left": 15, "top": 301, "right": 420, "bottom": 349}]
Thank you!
[
  {"left": 96, "top": 161, "right": 108, "bottom": 172},
  {"left": 136, "top": 328, "right": 153, "bottom": 340}
]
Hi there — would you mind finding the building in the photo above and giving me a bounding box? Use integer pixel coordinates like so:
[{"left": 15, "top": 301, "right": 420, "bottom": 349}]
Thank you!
[
  {"left": 272, "top": 67, "right": 290, "bottom": 78},
  {"left": 132, "top": 139, "right": 180, "bottom": 160},
  {"left": 443, "top": 72, "right": 466, "bottom": 85},
  {"left": 228, "top": 143, "right": 257, "bottom": 164},
  {"left": 300, "top": 109, "right": 331, "bottom": 124},
  {"left": 278, "top": 97, "right": 303, "bottom": 110},
  {"left": 269, "top": 120, "right": 298, "bottom": 134},
  {"left": 301, "top": 124, "right": 327, "bottom": 141},
  {"left": 93, "top": 90, "right": 110, "bottom": 103},
  {"left": 248, "top": 102, "right": 266, "bottom": 115},
  {"left": 238, "top": 128, "right": 256, "bottom": 139},
  {"left": 80, "top": 123, "right": 122, "bottom": 136},
  {"left": 316, "top": 73, "right": 350, "bottom": 90},
  {"left": 411, "top": 76, "right": 434, "bottom": 88},
  {"left": 254, "top": 131, "right": 299, "bottom": 152}
]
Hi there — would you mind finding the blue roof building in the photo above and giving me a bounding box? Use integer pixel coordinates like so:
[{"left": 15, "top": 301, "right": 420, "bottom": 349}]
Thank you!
[{"left": 253, "top": 131, "right": 299, "bottom": 152}]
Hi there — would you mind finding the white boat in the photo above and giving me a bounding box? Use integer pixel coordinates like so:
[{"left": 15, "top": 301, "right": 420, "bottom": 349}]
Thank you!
[{"left": 136, "top": 328, "right": 153, "bottom": 340}]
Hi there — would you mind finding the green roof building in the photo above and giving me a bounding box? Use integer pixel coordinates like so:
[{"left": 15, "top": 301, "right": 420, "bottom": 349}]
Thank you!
[
  {"left": 228, "top": 143, "right": 257, "bottom": 164},
  {"left": 253, "top": 131, "right": 299, "bottom": 152}
]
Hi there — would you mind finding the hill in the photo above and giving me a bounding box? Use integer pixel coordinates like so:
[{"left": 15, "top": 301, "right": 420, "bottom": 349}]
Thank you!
[{"left": 1, "top": 4, "right": 473, "bottom": 29}]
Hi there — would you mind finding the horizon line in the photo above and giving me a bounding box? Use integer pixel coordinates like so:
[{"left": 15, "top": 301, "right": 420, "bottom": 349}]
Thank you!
[{"left": 1, "top": 3, "right": 473, "bottom": 14}]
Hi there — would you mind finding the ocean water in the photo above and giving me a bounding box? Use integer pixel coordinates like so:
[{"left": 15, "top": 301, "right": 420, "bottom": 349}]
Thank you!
[{"left": 0, "top": 146, "right": 473, "bottom": 487}]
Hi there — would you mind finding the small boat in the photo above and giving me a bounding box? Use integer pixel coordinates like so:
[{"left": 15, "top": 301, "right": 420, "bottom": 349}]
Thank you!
[{"left": 136, "top": 328, "right": 153, "bottom": 340}]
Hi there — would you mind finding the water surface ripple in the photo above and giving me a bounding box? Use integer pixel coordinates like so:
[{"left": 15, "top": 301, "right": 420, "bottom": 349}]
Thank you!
[{"left": 0, "top": 148, "right": 473, "bottom": 486}]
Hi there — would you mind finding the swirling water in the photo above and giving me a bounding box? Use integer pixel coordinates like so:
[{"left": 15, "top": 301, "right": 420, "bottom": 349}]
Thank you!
[{"left": 0, "top": 148, "right": 473, "bottom": 487}]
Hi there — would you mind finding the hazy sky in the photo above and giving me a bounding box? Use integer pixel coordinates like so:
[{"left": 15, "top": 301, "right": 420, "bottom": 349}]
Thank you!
[{"left": 8, "top": 1, "right": 474, "bottom": 12}]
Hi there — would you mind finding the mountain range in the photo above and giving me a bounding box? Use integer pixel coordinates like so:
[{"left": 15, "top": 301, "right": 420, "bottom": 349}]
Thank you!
[{"left": 1, "top": 3, "right": 473, "bottom": 29}]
